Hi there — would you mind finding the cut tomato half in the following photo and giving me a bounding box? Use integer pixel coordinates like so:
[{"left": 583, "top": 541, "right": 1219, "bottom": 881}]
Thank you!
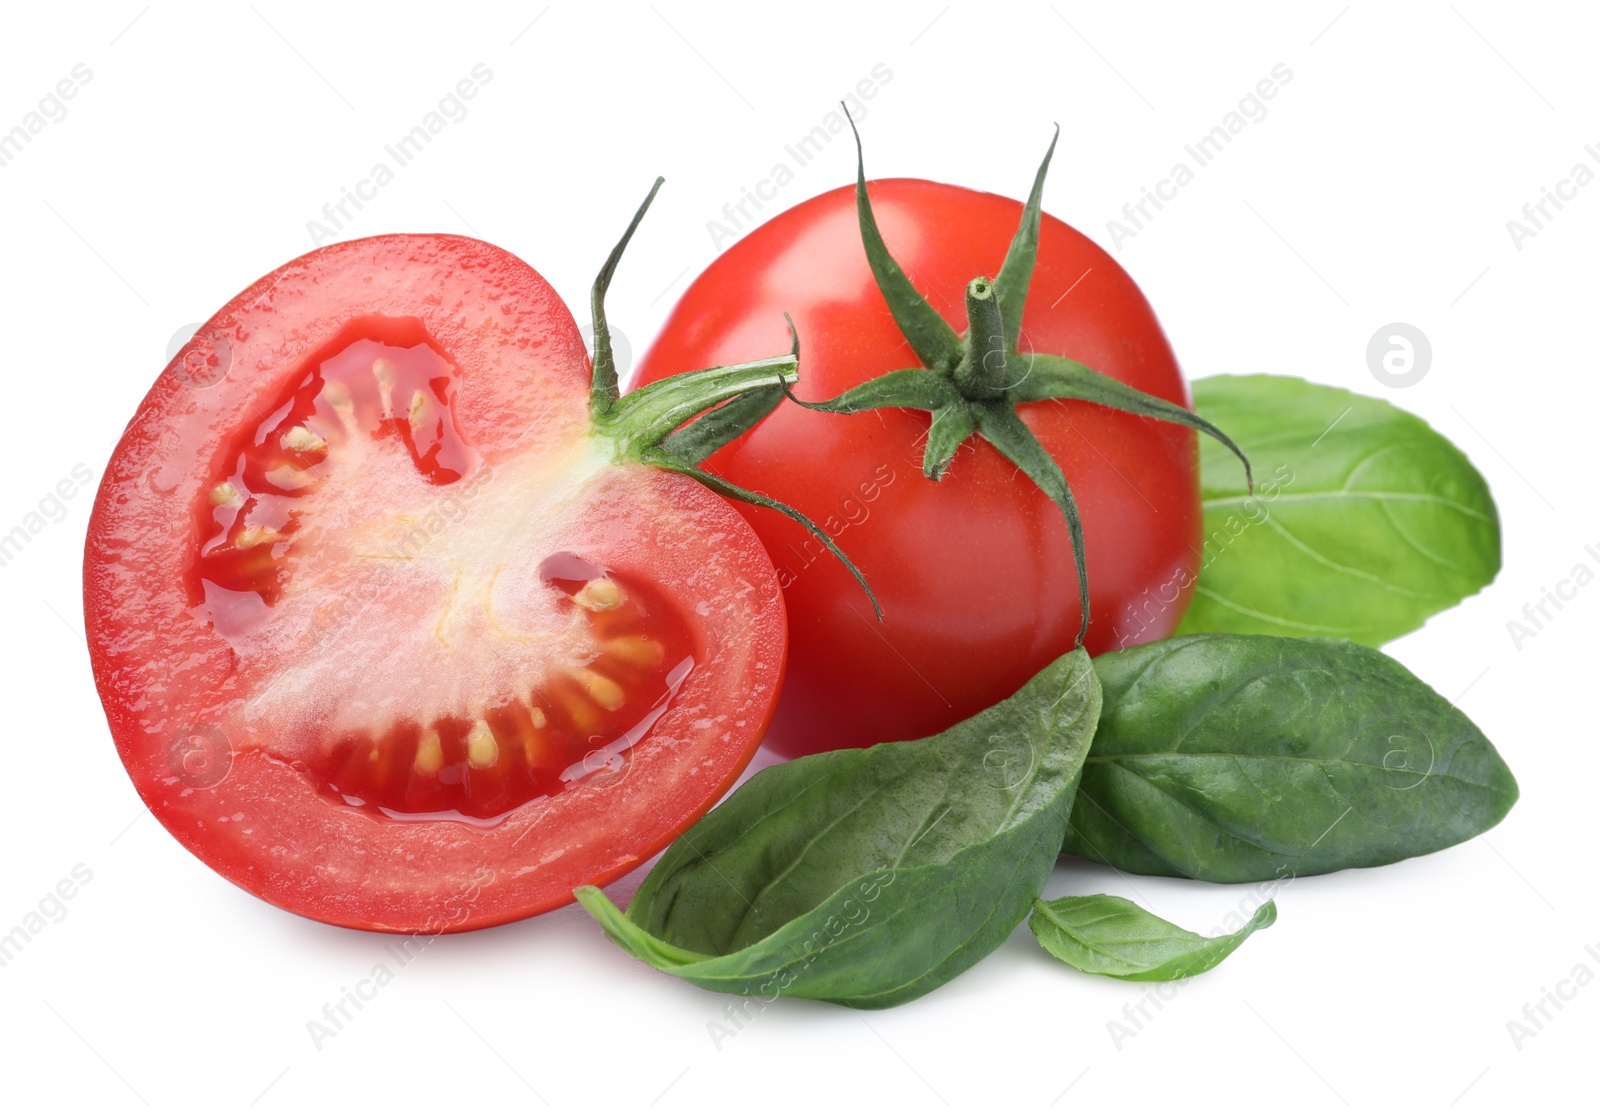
[{"left": 86, "top": 232, "right": 789, "bottom": 932}]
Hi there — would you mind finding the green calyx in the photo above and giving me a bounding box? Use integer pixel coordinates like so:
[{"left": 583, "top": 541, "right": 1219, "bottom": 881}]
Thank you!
[
  {"left": 586, "top": 179, "right": 880, "bottom": 618},
  {"left": 682, "top": 110, "right": 1252, "bottom": 644}
]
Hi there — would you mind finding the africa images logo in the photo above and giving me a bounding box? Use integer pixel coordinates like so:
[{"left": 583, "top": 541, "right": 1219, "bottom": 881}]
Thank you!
[{"left": 306, "top": 64, "right": 494, "bottom": 245}]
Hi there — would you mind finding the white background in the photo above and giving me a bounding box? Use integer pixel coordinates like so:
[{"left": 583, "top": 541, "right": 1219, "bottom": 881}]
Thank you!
[{"left": 1, "top": 2, "right": 1595, "bottom": 1108}]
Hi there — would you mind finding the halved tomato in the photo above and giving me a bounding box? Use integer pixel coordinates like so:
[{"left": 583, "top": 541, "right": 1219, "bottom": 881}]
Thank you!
[{"left": 86, "top": 230, "right": 789, "bottom": 932}]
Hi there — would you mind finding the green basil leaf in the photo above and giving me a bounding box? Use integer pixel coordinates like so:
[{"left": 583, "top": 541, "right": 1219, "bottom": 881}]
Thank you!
[
  {"left": 575, "top": 648, "right": 1102, "bottom": 1009},
  {"left": 1064, "top": 634, "right": 1517, "bottom": 882},
  {"left": 1029, "top": 894, "right": 1276, "bottom": 981},
  {"left": 1174, "top": 374, "right": 1500, "bottom": 645}
]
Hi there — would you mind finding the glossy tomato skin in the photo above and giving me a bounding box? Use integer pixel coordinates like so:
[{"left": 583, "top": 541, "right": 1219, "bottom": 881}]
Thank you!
[
  {"left": 632, "top": 180, "right": 1198, "bottom": 756},
  {"left": 86, "top": 235, "right": 786, "bottom": 932}
]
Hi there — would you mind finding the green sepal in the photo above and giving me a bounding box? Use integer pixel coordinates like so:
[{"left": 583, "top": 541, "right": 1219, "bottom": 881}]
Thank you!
[
  {"left": 647, "top": 449, "right": 882, "bottom": 620},
  {"left": 993, "top": 125, "right": 1059, "bottom": 354},
  {"left": 659, "top": 312, "right": 798, "bottom": 465},
  {"left": 600, "top": 356, "right": 796, "bottom": 459},
  {"left": 923, "top": 403, "right": 977, "bottom": 480},
  {"left": 844, "top": 106, "right": 963, "bottom": 372},
  {"left": 590, "top": 177, "right": 663, "bottom": 419},
  {"left": 1010, "top": 353, "right": 1254, "bottom": 492},
  {"left": 971, "top": 401, "right": 1091, "bottom": 643},
  {"left": 658, "top": 385, "right": 785, "bottom": 466},
  {"left": 783, "top": 367, "right": 960, "bottom": 416}
]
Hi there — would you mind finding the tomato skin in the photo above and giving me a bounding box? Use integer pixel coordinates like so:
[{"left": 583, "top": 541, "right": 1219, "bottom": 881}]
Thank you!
[
  {"left": 86, "top": 234, "right": 787, "bottom": 932},
  {"left": 633, "top": 179, "right": 1199, "bottom": 756}
]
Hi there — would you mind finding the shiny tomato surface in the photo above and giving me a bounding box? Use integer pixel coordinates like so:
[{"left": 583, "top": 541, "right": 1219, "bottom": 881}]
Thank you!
[{"left": 634, "top": 179, "right": 1198, "bottom": 755}]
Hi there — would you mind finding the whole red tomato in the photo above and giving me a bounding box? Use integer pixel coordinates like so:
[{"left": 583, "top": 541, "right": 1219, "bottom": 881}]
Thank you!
[
  {"left": 634, "top": 129, "right": 1243, "bottom": 756},
  {"left": 86, "top": 187, "right": 798, "bottom": 931}
]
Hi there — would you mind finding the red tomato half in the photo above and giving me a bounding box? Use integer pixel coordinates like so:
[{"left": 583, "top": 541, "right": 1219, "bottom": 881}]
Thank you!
[
  {"left": 633, "top": 180, "right": 1197, "bottom": 756},
  {"left": 86, "top": 235, "right": 785, "bottom": 932}
]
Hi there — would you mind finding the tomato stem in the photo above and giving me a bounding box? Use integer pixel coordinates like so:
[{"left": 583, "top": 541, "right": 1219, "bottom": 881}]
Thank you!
[
  {"left": 590, "top": 177, "right": 879, "bottom": 618},
  {"left": 953, "top": 276, "right": 1008, "bottom": 400}
]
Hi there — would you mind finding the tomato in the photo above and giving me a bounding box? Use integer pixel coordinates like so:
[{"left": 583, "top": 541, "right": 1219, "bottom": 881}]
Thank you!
[
  {"left": 634, "top": 148, "right": 1224, "bottom": 757},
  {"left": 86, "top": 228, "right": 792, "bottom": 932}
]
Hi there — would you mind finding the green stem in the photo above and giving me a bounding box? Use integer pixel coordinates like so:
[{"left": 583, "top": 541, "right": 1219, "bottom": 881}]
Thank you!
[
  {"left": 953, "top": 277, "right": 1008, "bottom": 400},
  {"left": 582, "top": 178, "right": 876, "bottom": 617}
]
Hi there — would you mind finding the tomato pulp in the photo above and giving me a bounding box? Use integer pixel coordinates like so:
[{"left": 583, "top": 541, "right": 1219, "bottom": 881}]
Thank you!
[
  {"left": 633, "top": 179, "right": 1200, "bottom": 755},
  {"left": 87, "top": 235, "right": 787, "bottom": 931}
]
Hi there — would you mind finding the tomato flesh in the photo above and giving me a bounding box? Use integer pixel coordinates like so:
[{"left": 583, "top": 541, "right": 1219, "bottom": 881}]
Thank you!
[
  {"left": 316, "top": 559, "right": 697, "bottom": 824},
  {"left": 187, "top": 318, "right": 702, "bottom": 824},
  {"left": 193, "top": 319, "right": 475, "bottom": 613},
  {"left": 87, "top": 235, "right": 786, "bottom": 932}
]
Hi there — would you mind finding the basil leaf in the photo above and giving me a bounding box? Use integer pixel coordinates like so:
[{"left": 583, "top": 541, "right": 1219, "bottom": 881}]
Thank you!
[
  {"left": 1175, "top": 374, "right": 1500, "bottom": 645},
  {"left": 1029, "top": 894, "right": 1275, "bottom": 981},
  {"left": 575, "top": 649, "right": 1101, "bottom": 1009},
  {"left": 1064, "top": 634, "right": 1517, "bottom": 882}
]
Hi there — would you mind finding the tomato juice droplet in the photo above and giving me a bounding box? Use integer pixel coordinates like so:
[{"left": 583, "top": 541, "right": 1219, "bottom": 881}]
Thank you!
[{"left": 538, "top": 550, "right": 609, "bottom": 590}]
